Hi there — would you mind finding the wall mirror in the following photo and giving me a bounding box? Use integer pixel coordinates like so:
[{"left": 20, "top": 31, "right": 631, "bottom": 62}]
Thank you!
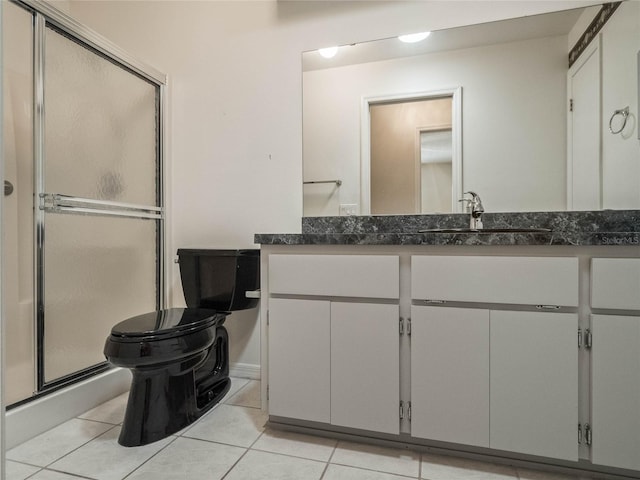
[{"left": 302, "top": 3, "right": 639, "bottom": 216}]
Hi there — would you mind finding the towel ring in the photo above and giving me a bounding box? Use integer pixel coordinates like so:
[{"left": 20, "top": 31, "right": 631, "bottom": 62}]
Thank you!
[{"left": 609, "top": 106, "right": 629, "bottom": 134}]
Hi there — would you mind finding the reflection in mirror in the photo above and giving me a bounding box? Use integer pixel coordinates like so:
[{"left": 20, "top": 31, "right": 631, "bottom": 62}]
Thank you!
[
  {"left": 369, "top": 95, "right": 457, "bottom": 215},
  {"left": 302, "top": 3, "right": 640, "bottom": 216},
  {"left": 420, "top": 128, "right": 453, "bottom": 214}
]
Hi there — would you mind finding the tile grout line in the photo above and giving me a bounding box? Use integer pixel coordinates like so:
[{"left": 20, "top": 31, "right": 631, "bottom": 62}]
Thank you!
[
  {"left": 15, "top": 463, "right": 43, "bottom": 480},
  {"left": 219, "top": 418, "right": 268, "bottom": 480},
  {"left": 329, "top": 440, "right": 421, "bottom": 479},
  {"left": 120, "top": 434, "right": 181, "bottom": 480},
  {"left": 318, "top": 439, "right": 339, "bottom": 480},
  {"left": 36, "top": 423, "right": 121, "bottom": 472},
  {"left": 328, "top": 461, "right": 419, "bottom": 480},
  {"left": 37, "top": 467, "right": 98, "bottom": 480},
  {"left": 7, "top": 415, "right": 121, "bottom": 469}
]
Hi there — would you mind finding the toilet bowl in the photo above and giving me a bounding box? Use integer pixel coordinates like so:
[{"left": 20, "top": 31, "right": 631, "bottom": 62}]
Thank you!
[{"left": 104, "top": 249, "right": 260, "bottom": 447}]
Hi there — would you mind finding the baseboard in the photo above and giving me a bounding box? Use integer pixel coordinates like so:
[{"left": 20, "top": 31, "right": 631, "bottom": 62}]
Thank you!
[
  {"left": 229, "top": 362, "right": 260, "bottom": 380},
  {"left": 5, "top": 368, "right": 131, "bottom": 449}
]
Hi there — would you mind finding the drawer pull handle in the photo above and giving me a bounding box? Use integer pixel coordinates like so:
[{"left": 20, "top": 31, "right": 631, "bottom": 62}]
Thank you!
[{"left": 536, "top": 305, "right": 560, "bottom": 310}]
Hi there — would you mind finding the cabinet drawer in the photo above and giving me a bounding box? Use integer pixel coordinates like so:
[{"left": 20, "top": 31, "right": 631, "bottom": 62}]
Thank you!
[
  {"left": 591, "top": 258, "right": 640, "bottom": 310},
  {"left": 269, "top": 254, "right": 399, "bottom": 298},
  {"left": 411, "top": 256, "right": 578, "bottom": 306}
]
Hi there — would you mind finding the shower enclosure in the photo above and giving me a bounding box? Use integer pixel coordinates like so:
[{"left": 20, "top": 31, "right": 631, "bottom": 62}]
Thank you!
[{"left": 2, "top": 0, "right": 166, "bottom": 405}]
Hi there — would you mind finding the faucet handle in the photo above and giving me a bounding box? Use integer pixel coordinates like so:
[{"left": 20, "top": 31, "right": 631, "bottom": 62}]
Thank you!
[{"left": 458, "top": 198, "right": 472, "bottom": 212}]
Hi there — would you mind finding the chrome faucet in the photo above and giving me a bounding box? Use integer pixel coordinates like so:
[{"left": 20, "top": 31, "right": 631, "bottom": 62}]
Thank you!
[{"left": 459, "top": 191, "right": 484, "bottom": 229}]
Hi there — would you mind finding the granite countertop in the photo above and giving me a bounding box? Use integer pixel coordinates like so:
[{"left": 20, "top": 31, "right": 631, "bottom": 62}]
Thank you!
[{"left": 255, "top": 210, "right": 640, "bottom": 247}]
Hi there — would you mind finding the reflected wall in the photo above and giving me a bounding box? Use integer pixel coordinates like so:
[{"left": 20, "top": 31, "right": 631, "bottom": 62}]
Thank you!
[{"left": 303, "top": 34, "right": 568, "bottom": 215}]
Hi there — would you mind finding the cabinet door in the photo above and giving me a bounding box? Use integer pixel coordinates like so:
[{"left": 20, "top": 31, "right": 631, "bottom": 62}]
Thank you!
[
  {"left": 591, "top": 314, "right": 640, "bottom": 471},
  {"left": 411, "top": 306, "right": 490, "bottom": 447},
  {"left": 490, "top": 311, "right": 578, "bottom": 461},
  {"left": 591, "top": 258, "right": 640, "bottom": 310},
  {"left": 268, "top": 298, "right": 330, "bottom": 423},
  {"left": 330, "top": 302, "right": 399, "bottom": 434}
]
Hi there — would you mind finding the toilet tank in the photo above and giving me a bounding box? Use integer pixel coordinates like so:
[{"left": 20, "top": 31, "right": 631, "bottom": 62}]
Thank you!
[{"left": 177, "top": 249, "right": 260, "bottom": 311}]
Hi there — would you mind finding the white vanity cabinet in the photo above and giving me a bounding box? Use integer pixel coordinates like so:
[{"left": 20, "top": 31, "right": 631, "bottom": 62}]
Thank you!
[
  {"left": 267, "top": 254, "right": 400, "bottom": 434},
  {"left": 590, "top": 258, "right": 640, "bottom": 471},
  {"left": 410, "top": 306, "right": 490, "bottom": 448},
  {"left": 330, "top": 302, "right": 399, "bottom": 434},
  {"left": 260, "top": 241, "right": 640, "bottom": 477},
  {"left": 268, "top": 298, "right": 330, "bottom": 423},
  {"left": 489, "top": 310, "right": 578, "bottom": 461},
  {"left": 411, "top": 256, "right": 579, "bottom": 461}
]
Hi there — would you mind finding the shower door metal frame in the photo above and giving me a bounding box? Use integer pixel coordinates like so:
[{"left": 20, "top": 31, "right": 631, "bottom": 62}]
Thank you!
[{"left": 11, "top": 0, "right": 168, "bottom": 395}]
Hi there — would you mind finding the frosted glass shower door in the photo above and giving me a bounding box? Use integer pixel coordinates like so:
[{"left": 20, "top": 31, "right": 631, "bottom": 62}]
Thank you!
[
  {"left": 43, "top": 215, "right": 157, "bottom": 382},
  {"left": 40, "top": 25, "right": 162, "bottom": 386}
]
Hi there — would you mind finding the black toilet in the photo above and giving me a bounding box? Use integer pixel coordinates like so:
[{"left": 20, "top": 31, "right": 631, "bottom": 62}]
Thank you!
[{"left": 104, "top": 249, "right": 260, "bottom": 447}]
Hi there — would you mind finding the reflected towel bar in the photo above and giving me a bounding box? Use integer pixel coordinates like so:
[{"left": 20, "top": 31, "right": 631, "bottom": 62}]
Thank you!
[{"left": 303, "top": 180, "right": 342, "bottom": 186}]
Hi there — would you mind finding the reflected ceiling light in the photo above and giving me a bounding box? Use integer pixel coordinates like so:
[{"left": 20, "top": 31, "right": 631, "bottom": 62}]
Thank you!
[
  {"left": 318, "top": 46, "right": 338, "bottom": 58},
  {"left": 398, "top": 31, "right": 431, "bottom": 43}
]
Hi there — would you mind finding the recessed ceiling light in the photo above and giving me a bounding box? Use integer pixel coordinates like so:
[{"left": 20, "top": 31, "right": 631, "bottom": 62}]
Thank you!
[
  {"left": 398, "top": 32, "right": 431, "bottom": 43},
  {"left": 318, "top": 47, "right": 338, "bottom": 59}
]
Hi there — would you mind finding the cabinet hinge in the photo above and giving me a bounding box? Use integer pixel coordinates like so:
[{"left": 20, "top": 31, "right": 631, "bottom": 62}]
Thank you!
[
  {"left": 584, "top": 329, "right": 593, "bottom": 349},
  {"left": 399, "top": 318, "right": 411, "bottom": 336},
  {"left": 578, "top": 327, "right": 582, "bottom": 348},
  {"left": 267, "top": 310, "right": 269, "bottom": 326},
  {"left": 400, "top": 401, "right": 412, "bottom": 421},
  {"left": 266, "top": 385, "right": 269, "bottom": 401},
  {"left": 578, "top": 423, "right": 593, "bottom": 445},
  {"left": 570, "top": 98, "right": 574, "bottom": 112}
]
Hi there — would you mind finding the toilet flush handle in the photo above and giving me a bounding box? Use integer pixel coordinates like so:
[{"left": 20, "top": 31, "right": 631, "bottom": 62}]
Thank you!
[{"left": 4, "top": 180, "right": 14, "bottom": 196}]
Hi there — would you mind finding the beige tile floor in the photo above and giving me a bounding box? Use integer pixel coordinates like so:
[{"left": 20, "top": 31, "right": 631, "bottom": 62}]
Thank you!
[{"left": 7, "top": 378, "right": 598, "bottom": 480}]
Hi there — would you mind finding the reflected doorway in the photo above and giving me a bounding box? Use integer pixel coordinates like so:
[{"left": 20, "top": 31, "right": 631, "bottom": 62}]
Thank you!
[
  {"left": 419, "top": 128, "right": 453, "bottom": 213},
  {"left": 363, "top": 89, "right": 462, "bottom": 215}
]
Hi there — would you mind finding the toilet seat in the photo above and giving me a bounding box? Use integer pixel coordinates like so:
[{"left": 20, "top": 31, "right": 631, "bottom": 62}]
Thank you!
[
  {"left": 109, "top": 308, "right": 227, "bottom": 342},
  {"left": 104, "top": 307, "right": 230, "bottom": 369}
]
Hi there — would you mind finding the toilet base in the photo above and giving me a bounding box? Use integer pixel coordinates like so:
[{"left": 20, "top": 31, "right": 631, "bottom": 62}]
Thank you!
[{"left": 118, "top": 327, "right": 230, "bottom": 447}]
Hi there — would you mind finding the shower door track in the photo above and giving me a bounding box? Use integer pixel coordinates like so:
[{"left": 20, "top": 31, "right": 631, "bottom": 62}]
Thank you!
[{"left": 10, "top": 0, "right": 168, "bottom": 397}]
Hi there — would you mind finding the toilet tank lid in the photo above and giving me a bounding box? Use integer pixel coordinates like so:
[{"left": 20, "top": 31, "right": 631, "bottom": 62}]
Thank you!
[{"left": 177, "top": 249, "right": 259, "bottom": 257}]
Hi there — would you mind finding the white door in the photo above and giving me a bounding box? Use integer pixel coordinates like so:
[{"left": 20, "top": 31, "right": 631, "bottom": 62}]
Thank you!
[
  {"left": 268, "top": 298, "right": 331, "bottom": 423},
  {"left": 490, "top": 310, "right": 578, "bottom": 461},
  {"left": 330, "top": 302, "right": 399, "bottom": 434},
  {"left": 567, "top": 39, "right": 601, "bottom": 210},
  {"left": 411, "top": 306, "right": 489, "bottom": 447},
  {"left": 591, "top": 314, "right": 640, "bottom": 471}
]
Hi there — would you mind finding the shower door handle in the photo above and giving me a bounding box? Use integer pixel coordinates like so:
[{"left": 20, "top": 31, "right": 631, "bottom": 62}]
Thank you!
[{"left": 4, "top": 180, "right": 14, "bottom": 196}]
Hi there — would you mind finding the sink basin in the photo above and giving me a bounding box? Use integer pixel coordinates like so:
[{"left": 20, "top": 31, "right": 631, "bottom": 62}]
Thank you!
[{"left": 418, "top": 227, "right": 552, "bottom": 234}]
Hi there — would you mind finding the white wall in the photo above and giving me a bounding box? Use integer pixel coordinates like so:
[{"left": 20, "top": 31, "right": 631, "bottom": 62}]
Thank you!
[
  {"left": 304, "top": 34, "right": 569, "bottom": 214},
  {"left": 65, "top": 0, "right": 603, "bottom": 370},
  {"left": 601, "top": 1, "right": 640, "bottom": 209}
]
